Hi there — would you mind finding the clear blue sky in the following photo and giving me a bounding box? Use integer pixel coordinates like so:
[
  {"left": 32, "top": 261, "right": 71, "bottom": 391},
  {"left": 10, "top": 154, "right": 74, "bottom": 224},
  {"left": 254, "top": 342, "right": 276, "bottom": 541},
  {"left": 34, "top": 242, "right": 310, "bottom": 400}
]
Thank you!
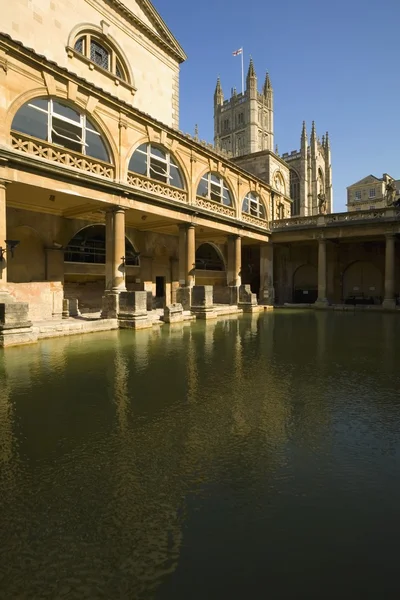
[{"left": 153, "top": 0, "right": 400, "bottom": 212}]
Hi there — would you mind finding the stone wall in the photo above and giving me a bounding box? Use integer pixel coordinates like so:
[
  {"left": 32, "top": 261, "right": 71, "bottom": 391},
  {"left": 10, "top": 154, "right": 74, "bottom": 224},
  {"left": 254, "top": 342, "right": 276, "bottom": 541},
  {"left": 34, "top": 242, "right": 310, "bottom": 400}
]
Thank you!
[{"left": 0, "top": 282, "right": 63, "bottom": 321}]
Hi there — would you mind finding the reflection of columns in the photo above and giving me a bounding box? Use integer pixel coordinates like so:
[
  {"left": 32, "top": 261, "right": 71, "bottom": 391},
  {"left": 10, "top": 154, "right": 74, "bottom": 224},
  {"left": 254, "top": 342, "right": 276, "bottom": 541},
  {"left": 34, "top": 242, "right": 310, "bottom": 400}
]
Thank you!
[
  {"left": 227, "top": 234, "right": 241, "bottom": 286},
  {"left": 178, "top": 224, "right": 195, "bottom": 287},
  {"left": 105, "top": 206, "right": 126, "bottom": 293},
  {"left": 259, "top": 242, "right": 274, "bottom": 304},
  {"left": 316, "top": 237, "right": 328, "bottom": 305},
  {"left": 0, "top": 181, "right": 7, "bottom": 283},
  {"left": 383, "top": 234, "right": 396, "bottom": 309}
]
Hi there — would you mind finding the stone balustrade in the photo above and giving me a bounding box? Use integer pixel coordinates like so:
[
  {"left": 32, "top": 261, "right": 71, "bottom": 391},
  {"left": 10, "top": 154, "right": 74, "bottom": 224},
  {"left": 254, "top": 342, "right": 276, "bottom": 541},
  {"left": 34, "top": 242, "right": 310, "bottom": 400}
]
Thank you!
[{"left": 272, "top": 207, "right": 400, "bottom": 231}]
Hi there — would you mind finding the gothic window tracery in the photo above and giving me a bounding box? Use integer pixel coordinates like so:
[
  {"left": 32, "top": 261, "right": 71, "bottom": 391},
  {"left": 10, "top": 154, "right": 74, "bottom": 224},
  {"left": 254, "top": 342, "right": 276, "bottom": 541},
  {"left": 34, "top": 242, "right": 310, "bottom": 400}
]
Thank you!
[
  {"left": 128, "top": 144, "right": 184, "bottom": 189},
  {"left": 197, "top": 172, "right": 233, "bottom": 206},
  {"left": 290, "top": 169, "right": 301, "bottom": 216},
  {"left": 242, "top": 192, "right": 266, "bottom": 219},
  {"left": 11, "top": 97, "right": 110, "bottom": 162}
]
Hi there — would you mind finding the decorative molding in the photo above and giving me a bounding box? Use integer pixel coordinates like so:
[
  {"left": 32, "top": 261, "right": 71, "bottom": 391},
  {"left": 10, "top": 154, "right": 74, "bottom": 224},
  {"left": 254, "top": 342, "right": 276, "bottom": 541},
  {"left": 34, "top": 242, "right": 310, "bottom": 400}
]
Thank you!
[
  {"left": 241, "top": 213, "right": 268, "bottom": 229},
  {"left": 85, "top": 95, "right": 98, "bottom": 114},
  {"left": 42, "top": 71, "right": 57, "bottom": 95},
  {"left": 127, "top": 172, "right": 188, "bottom": 203},
  {"left": 0, "top": 49, "right": 8, "bottom": 73},
  {"left": 10, "top": 132, "right": 115, "bottom": 179},
  {"left": 195, "top": 196, "right": 235, "bottom": 218},
  {"left": 67, "top": 80, "right": 78, "bottom": 101}
]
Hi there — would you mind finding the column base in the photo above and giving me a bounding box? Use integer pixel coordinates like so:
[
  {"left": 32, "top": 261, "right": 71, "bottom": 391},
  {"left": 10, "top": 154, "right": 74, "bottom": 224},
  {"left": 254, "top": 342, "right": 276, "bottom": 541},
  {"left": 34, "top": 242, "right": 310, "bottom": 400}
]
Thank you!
[
  {"left": 259, "top": 287, "right": 275, "bottom": 306},
  {"left": 0, "top": 325, "right": 38, "bottom": 347},
  {"left": 314, "top": 299, "right": 329, "bottom": 308},
  {"left": 191, "top": 307, "right": 217, "bottom": 320},
  {"left": 164, "top": 303, "right": 184, "bottom": 323},
  {"left": 101, "top": 292, "right": 120, "bottom": 318},
  {"left": 176, "top": 287, "right": 192, "bottom": 311},
  {"left": 382, "top": 298, "right": 396, "bottom": 310}
]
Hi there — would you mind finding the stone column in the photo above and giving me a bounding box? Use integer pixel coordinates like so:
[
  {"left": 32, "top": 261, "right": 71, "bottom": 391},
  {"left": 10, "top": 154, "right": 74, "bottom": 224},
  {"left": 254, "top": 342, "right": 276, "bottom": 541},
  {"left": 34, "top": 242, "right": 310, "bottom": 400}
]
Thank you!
[
  {"left": 111, "top": 207, "right": 126, "bottom": 293},
  {"left": 259, "top": 242, "right": 274, "bottom": 305},
  {"left": 178, "top": 224, "right": 187, "bottom": 286},
  {"left": 227, "top": 235, "right": 241, "bottom": 286},
  {"left": 186, "top": 224, "right": 196, "bottom": 287},
  {"left": 383, "top": 234, "right": 396, "bottom": 310},
  {"left": 315, "top": 237, "right": 329, "bottom": 306},
  {"left": 102, "top": 206, "right": 126, "bottom": 318},
  {"left": 0, "top": 181, "right": 7, "bottom": 284}
]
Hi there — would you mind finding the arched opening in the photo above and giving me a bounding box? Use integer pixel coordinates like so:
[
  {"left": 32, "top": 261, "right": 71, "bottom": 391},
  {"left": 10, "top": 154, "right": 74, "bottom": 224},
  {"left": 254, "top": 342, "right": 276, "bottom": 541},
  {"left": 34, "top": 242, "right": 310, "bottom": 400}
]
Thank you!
[
  {"left": 290, "top": 169, "right": 301, "bottom": 216},
  {"left": 342, "top": 261, "right": 383, "bottom": 304},
  {"left": 195, "top": 243, "right": 225, "bottom": 271},
  {"left": 11, "top": 98, "right": 111, "bottom": 163},
  {"left": 197, "top": 172, "right": 233, "bottom": 206},
  {"left": 293, "top": 264, "right": 317, "bottom": 303},
  {"left": 73, "top": 31, "right": 130, "bottom": 83},
  {"left": 242, "top": 192, "right": 266, "bottom": 220},
  {"left": 64, "top": 225, "right": 139, "bottom": 265},
  {"left": 128, "top": 143, "right": 185, "bottom": 189}
]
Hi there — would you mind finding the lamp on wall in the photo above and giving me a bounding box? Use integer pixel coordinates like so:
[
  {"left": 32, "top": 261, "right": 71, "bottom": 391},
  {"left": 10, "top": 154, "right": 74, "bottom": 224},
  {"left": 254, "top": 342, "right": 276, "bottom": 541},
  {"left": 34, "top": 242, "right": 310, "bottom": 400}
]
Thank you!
[{"left": 0, "top": 240, "right": 20, "bottom": 261}]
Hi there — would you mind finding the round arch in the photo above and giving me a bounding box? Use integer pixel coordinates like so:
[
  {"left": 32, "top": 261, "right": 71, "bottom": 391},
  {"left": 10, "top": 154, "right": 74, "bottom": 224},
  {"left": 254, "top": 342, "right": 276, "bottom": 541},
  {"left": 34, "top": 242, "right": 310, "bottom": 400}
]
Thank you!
[
  {"left": 342, "top": 260, "right": 383, "bottom": 303},
  {"left": 273, "top": 169, "right": 286, "bottom": 196},
  {"left": 8, "top": 92, "right": 118, "bottom": 167},
  {"left": 293, "top": 263, "right": 317, "bottom": 303},
  {"left": 195, "top": 169, "right": 237, "bottom": 210},
  {"left": 64, "top": 224, "right": 139, "bottom": 265},
  {"left": 241, "top": 190, "right": 267, "bottom": 220},
  {"left": 195, "top": 243, "right": 226, "bottom": 271},
  {"left": 126, "top": 140, "right": 188, "bottom": 190},
  {"left": 67, "top": 23, "right": 135, "bottom": 86}
]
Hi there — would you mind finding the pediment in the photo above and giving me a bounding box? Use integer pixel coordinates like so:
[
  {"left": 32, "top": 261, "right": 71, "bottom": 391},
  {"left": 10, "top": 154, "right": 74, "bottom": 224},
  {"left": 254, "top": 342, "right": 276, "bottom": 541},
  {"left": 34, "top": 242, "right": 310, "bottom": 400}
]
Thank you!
[
  {"left": 112, "top": 0, "right": 186, "bottom": 62},
  {"left": 349, "top": 174, "right": 381, "bottom": 187}
]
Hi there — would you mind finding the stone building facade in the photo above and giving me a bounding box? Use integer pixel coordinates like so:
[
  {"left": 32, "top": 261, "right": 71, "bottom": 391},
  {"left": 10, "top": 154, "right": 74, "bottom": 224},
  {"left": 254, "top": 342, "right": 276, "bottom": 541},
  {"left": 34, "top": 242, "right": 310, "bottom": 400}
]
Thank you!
[
  {"left": 0, "top": 0, "right": 291, "bottom": 330},
  {"left": 347, "top": 173, "right": 400, "bottom": 212},
  {"left": 214, "top": 60, "right": 333, "bottom": 217}
]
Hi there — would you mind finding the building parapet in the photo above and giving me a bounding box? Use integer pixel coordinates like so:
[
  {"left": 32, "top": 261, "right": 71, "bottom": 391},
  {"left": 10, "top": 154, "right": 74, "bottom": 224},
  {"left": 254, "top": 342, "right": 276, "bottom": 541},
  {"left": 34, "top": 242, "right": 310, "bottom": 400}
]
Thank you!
[{"left": 271, "top": 207, "right": 400, "bottom": 231}]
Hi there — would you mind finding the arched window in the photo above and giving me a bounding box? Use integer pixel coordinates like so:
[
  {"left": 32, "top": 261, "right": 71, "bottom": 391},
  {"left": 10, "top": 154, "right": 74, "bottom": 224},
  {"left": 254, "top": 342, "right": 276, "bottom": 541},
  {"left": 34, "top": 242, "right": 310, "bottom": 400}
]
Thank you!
[
  {"left": 64, "top": 225, "right": 139, "bottom": 265},
  {"left": 290, "top": 169, "right": 301, "bottom": 216},
  {"left": 73, "top": 33, "right": 128, "bottom": 81},
  {"left": 197, "top": 172, "right": 232, "bottom": 206},
  {"left": 242, "top": 192, "right": 266, "bottom": 219},
  {"left": 128, "top": 144, "right": 184, "bottom": 189},
  {"left": 195, "top": 243, "right": 225, "bottom": 271},
  {"left": 11, "top": 98, "right": 110, "bottom": 162}
]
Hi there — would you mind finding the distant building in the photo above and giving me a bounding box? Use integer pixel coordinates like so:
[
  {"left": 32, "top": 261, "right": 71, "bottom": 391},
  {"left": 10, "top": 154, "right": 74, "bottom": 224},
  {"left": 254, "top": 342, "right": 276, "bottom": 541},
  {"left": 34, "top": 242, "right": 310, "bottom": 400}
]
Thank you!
[
  {"left": 214, "top": 60, "right": 333, "bottom": 217},
  {"left": 347, "top": 174, "right": 400, "bottom": 211}
]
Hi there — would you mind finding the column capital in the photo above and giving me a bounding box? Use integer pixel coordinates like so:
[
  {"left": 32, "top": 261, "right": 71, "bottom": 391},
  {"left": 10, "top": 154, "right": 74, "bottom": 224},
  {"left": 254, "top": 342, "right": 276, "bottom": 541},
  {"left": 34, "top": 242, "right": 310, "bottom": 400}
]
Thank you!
[
  {"left": 0, "top": 178, "right": 12, "bottom": 190},
  {"left": 385, "top": 232, "right": 396, "bottom": 240},
  {"left": 178, "top": 222, "right": 196, "bottom": 231}
]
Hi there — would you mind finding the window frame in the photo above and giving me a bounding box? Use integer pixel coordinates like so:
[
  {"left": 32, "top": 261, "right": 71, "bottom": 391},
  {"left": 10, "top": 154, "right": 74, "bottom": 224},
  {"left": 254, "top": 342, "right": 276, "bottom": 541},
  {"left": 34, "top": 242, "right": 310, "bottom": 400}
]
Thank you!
[
  {"left": 242, "top": 191, "right": 266, "bottom": 219},
  {"left": 369, "top": 187, "right": 376, "bottom": 198},
  {"left": 71, "top": 32, "right": 130, "bottom": 84},
  {"left": 128, "top": 144, "right": 185, "bottom": 189},
  {"left": 197, "top": 172, "right": 233, "bottom": 206},
  {"left": 12, "top": 98, "right": 110, "bottom": 162},
  {"left": 354, "top": 190, "right": 362, "bottom": 200}
]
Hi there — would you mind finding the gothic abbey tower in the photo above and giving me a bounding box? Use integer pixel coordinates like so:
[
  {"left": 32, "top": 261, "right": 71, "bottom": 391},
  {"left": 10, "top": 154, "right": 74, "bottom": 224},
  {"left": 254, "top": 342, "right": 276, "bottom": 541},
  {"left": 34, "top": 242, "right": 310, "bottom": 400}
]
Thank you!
[{"left": 214, "top": 59, "right": 333, "bottom": 217}]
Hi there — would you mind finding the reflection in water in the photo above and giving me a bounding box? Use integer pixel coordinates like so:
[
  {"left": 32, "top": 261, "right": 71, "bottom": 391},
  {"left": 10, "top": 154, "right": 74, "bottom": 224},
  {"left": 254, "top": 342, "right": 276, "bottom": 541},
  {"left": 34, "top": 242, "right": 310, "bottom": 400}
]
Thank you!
[{"left": 1, "top": 313, "right": 400, "bottom": 599}]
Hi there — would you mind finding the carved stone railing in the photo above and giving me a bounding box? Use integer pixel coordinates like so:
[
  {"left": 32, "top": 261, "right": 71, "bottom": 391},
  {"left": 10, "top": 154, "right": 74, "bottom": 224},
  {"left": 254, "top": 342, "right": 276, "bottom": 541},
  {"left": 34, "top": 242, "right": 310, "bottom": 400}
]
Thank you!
[
  {"left": 194, "top": 196, "right": 236, "bottom": 218},
  {"left": 241, "top": 213, "right": 269, "bottom": 229},
  {"left": 271, "top": 215, "right": 319, "bottom": 229},
  {"left": 272, "top": 207, "right": 400, "bottom": 231},
  {"left": 10, "top": 132, "right": 115, "bottom": 179},
  {"left": 127, "top": 172, "right": 188, "bottom": 203}
]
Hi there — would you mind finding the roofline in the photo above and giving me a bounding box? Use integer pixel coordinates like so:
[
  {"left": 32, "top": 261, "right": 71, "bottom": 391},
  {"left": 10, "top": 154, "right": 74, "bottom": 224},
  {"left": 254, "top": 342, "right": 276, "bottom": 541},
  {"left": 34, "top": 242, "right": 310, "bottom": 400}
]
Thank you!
[
  {"left": 0, "top": 33, "right": 275, "bottom": 193},
  {"left": 109, "top": 0, "right": 187, "bottom": 63}
]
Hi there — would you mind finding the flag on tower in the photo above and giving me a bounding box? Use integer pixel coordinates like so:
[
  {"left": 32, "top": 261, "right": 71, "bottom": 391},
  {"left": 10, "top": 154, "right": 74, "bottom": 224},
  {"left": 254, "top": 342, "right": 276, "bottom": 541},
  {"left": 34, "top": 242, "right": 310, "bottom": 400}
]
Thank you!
[{"left": 232, "top": 48, "right": 243, "bottom": 56}]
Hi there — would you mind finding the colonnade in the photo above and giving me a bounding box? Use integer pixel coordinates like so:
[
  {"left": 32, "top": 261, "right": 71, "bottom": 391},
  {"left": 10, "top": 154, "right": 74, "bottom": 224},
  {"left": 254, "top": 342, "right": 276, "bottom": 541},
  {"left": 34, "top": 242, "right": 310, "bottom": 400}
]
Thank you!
[{"left": 315, "top": 234, "right": 397, "bottom": 308}]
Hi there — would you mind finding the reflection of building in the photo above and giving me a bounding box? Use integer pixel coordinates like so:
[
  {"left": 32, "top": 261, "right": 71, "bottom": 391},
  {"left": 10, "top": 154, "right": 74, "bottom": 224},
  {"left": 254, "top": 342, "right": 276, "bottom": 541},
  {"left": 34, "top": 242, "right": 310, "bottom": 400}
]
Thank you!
[
  {"left": 347, "top": 173, "right": 400, "bottom": 212},
  {"left": 214, "top": 62, "right": 333, "bottom": 217}
]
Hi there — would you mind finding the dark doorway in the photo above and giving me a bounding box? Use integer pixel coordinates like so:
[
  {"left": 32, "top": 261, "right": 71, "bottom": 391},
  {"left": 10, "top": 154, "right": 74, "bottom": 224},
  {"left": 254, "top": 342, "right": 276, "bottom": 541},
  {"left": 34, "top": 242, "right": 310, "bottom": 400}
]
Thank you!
[{"left": 155, "top": 276, "right": 166, "bottom": 308}]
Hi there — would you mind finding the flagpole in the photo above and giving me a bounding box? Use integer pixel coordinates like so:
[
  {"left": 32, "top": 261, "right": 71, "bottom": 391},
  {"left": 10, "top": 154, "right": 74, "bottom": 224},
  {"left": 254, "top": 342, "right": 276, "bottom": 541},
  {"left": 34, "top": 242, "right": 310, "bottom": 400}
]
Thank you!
[{"left": 241, "top": 49, "right": 244, "bottom": 94}]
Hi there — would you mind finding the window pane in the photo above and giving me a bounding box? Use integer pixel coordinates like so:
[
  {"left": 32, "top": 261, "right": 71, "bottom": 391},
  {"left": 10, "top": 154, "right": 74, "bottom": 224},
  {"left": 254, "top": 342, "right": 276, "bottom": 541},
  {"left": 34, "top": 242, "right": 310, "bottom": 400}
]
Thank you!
[
  {"left": 210, "top": 173, "right": 220, "bottom": 184},
  {"left": 242, "top": 197, "right": 249, "bottom": 213},
  {"left": 29, "top": 98, "right": 49, "bottom": 111},
  {"left": 115, "top": 60, "right": 124, "bottom": 80},
  {"left": 150, "top": 145, "right": 166, "bottom": 160},
  {"left": 150, "top": 157, "right": 167, "bottom": 182},
  {"left": 222, "top": 188, "right": 232, "bottom": 206},
  {"left": 12, "top": 103, "right": 48, "bottom": 140},
  {"left": 74, "top": 37, "right": 85, "bottom": 55},
  {"left": 197, "top": 177, "right": 208, "bottom": 197},
  {"left": 86, "top": 130, "right": 109, "bottom": 162},
  {"left": 91, "top": 40, "right": 109, "bottom": 70},
  {"left": 52, "top": 101, "right": 80, "bottom": 123},
  {"left": 129, "top": 150, "right": 147, "bottom": 175},
  {"left": 259, "top": 204, "right": 266, "bottom": 219},
  {"left": 210, "top": 184, "right": 221, "bottom": 202},
  {"left": 52, "top": 117, "right": 82, "bottom": 152},
  {"left": 170, "top": 164, "right": 183, "bottom": 189}
]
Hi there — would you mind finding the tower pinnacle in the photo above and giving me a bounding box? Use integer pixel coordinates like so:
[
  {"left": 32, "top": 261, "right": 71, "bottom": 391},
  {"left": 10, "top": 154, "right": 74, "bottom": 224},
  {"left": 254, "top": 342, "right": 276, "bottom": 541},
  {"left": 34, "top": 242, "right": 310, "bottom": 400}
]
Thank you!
[{"left": 263, "top": 72, "right": 271, "bottom": 95}]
